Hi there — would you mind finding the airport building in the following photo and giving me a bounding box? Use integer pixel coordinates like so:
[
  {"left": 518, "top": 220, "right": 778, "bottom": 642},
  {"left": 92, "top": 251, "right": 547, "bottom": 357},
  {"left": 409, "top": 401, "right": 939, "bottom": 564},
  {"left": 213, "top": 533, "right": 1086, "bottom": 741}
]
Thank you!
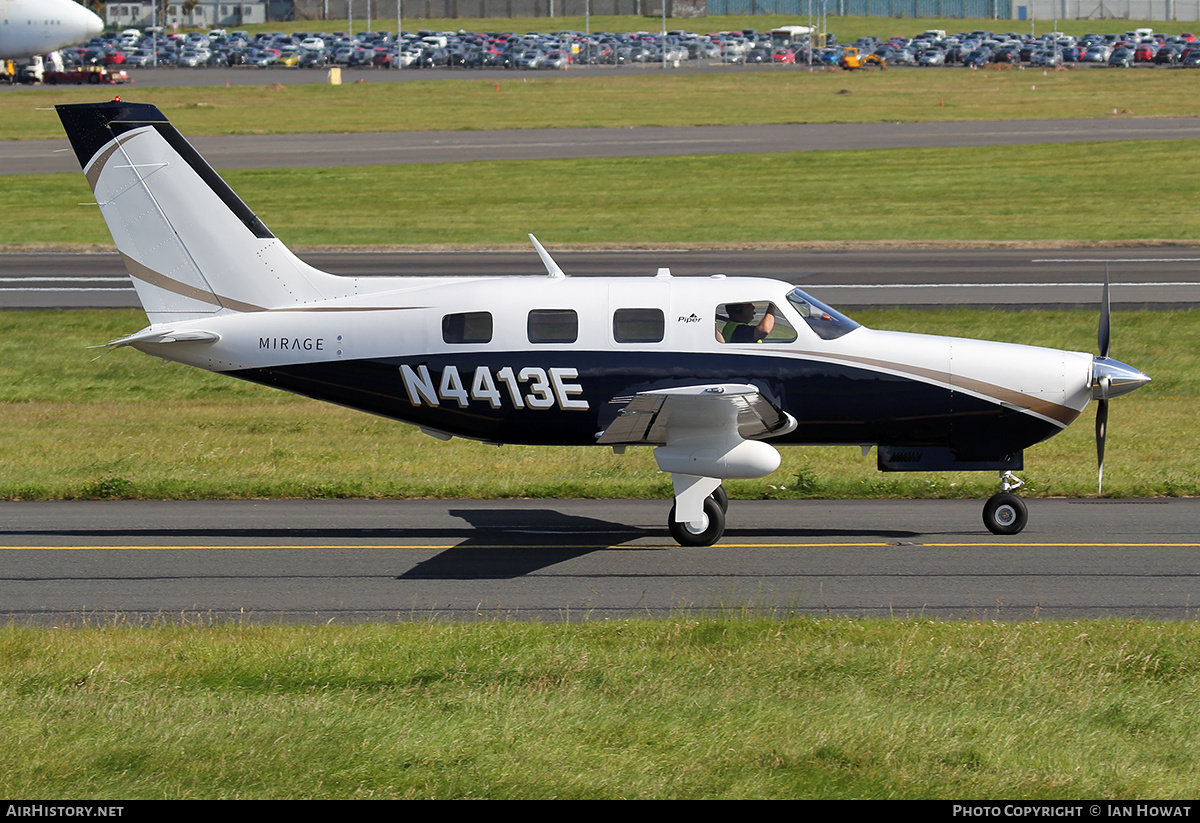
[{"left": 104, "top": 2, "right": 270, "bottom": 30}]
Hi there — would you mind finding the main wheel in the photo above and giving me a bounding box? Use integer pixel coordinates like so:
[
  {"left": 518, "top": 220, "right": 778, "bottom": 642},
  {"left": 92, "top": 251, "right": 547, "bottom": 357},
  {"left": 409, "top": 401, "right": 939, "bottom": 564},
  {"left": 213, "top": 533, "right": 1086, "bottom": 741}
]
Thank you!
[
  {"left": 668, "top": 497, "right": 726, "bottom": 547},
  {"left": 709, "top": 485, "right": 729, "bottom": 514},
  {"left": 983, "top": 493, "right": 1028, "bottom": 535}
]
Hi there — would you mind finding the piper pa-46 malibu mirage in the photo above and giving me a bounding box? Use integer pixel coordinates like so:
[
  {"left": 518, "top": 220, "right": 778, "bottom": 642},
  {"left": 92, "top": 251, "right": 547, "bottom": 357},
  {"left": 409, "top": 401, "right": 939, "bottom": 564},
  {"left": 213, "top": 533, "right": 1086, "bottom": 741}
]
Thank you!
[{"left": 56, "top": 100, "right": 1152, "bottom": 546}]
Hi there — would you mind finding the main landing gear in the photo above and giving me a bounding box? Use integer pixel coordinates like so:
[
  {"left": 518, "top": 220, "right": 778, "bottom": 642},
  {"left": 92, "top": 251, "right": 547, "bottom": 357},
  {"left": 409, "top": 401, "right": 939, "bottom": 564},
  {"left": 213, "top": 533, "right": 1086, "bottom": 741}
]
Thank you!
[
  {"left": 668, "top": 485, "right": 729, "bottom": 547},
  {"left": 982, "top": 471, "right": 1028, "bottom": 535}
]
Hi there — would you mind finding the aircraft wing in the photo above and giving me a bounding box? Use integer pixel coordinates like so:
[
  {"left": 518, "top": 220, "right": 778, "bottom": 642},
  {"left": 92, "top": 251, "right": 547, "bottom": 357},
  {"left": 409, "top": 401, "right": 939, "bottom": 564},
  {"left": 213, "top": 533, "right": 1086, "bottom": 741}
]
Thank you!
[{"left": 597, "top": 383, "right": 796, "bottom": 446}]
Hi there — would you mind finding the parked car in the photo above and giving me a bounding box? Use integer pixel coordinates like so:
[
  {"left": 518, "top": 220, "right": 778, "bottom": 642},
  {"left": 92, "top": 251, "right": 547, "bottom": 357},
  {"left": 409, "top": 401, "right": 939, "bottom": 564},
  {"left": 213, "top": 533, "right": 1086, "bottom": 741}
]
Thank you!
[
  {"left": 963, "top": 47, "right": 992, "bottom": 67},
  {"left": 515, "top": 49, "right": 544, "bottom": 69},
  {"left": 122, "top": 48, "right": 155, "bottom": 67},
  {"left": 300, "top": 49, "right": 328, "bottom": 68},
  {"left": 917, "top": 48, "right": 946, "bottom": 65},
  {"left": 1034, "top": 48, "right": 1064, "bottom": 67},
  {"left": 1134, "top": 43, "right": 1157, "bottom": 61},
  {"left": 1109, "top": 47, "right": 1135, "bottom": 67},
  {"left": 1155, "top": 46, "right": 1180, "bottom": 64}
]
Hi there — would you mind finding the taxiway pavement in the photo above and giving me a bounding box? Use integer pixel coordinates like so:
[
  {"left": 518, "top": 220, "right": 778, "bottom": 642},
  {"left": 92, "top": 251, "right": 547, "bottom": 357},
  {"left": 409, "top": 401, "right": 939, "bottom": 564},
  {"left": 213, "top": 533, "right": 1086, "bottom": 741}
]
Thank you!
[
  {"left": 5, "top": 246, "right": 1199, "bottom": 309},
  {"left": 8, "top": 117, "right": 1200, "bottom": 176},
  {"left": 3, "top": 498, "right": 1198, "bottom": 623}
]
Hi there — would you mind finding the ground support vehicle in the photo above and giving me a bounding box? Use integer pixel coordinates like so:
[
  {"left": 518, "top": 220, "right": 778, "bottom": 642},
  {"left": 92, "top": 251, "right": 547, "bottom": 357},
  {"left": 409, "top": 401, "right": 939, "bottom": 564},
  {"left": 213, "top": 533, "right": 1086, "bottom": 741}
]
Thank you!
[
  {"left": 837, "top": 47, "right": 885, "bottom": 69},
  {"left": 44, "top": 65, "right": 130, "bottom": 85}
]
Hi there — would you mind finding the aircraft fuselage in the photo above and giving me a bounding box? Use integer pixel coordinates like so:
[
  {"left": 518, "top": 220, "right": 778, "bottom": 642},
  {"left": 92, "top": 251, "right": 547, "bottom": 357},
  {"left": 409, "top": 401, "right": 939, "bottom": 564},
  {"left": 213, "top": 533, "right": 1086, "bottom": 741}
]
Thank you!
[{"left": 133, "top": 274, "right": 1094, "bottom": 464}]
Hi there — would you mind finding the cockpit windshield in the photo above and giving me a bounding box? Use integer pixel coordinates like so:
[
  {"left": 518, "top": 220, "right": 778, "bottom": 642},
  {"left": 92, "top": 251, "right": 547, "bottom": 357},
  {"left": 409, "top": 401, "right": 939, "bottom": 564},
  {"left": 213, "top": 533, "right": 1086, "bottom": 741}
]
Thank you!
[{"left": 786, "top": 288, "right": 861, "bottom": 341}]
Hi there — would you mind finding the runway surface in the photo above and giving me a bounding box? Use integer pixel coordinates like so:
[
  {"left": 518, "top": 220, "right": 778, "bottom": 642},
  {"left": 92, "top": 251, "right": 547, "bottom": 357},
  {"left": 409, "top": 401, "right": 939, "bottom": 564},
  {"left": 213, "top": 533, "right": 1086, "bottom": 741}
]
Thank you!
[
  {"left": 5, "top": 246, "right": 1199, "bottom": 309},
  {"left": 9, "top": 117, "right": 1200, "bottom": 176},
  {"left": 3, "top": 498, "right": 1199, "bottom": 623}
]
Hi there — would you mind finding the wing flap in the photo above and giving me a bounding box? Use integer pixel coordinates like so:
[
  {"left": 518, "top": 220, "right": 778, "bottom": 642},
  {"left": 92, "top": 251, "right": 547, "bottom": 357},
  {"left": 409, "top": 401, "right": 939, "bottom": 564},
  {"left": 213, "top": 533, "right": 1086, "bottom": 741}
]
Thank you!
[{"left": 597, "top": 383, "right": 795, "bottom": 445}]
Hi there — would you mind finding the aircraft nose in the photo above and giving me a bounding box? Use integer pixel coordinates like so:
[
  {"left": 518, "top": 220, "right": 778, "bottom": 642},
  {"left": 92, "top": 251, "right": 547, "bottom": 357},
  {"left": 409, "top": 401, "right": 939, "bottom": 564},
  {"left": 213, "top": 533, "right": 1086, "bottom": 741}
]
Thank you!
[
  {"left": 76, "top": 3, "right": 104, "bottom": 41},
  {"left": 1091, "top": 357, "right": 1151, "bottom": 400}
]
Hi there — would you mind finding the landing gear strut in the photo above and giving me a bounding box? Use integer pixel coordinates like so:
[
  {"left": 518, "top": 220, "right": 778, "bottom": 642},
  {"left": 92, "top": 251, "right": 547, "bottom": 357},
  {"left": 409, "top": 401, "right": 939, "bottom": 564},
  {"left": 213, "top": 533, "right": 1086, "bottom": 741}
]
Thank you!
[{"left": 983, "top": 471, "right": 1027, "bottom": 535}]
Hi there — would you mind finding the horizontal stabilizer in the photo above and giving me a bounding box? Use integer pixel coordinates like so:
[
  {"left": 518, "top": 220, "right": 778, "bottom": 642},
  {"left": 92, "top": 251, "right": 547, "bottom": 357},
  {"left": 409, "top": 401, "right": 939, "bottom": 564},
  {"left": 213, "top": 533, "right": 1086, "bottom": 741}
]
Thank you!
[{"left": 105, "top": 327, "right": 220, "bottom": 349}]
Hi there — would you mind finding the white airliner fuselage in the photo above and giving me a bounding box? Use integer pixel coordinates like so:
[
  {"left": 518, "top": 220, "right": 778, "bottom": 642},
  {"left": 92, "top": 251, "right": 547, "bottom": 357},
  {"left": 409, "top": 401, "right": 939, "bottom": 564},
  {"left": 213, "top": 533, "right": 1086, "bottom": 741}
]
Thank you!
[{"left": 0, "top": 0, "right": 102, "bottom": 60}]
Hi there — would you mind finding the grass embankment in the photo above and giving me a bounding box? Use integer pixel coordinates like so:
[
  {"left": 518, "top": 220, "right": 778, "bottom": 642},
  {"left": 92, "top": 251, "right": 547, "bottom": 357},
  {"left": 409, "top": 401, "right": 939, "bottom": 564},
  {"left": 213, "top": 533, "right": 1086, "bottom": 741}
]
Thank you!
[
  {"left": 3, "top": 619, "right": 1200, "bottom": 798},
  {"left": 5, "top": 66, "right": 1200, "bottom": 140},
  {"left": 0, "top": 308, "right": 1193, "bottom": 501},
  {"left": 9, "top": 139, "right": 1200, "bottom": 249}
]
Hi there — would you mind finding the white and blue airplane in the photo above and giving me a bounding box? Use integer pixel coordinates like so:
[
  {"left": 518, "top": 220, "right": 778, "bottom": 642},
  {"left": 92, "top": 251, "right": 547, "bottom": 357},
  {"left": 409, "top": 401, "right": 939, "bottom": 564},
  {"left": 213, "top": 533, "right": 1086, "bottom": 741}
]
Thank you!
[
  {"left": 0, "top": 0, "right": 103, "bottom": 60},
  {"left": 55, "top": 100, "right": 1151, "bottom": 546}
]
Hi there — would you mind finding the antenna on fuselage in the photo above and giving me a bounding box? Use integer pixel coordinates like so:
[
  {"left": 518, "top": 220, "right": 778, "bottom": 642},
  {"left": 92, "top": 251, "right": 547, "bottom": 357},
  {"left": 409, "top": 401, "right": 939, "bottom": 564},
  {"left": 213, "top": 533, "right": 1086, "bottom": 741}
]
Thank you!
[{"left": 529, "top": 234, "right": 565, "bottom": 279}]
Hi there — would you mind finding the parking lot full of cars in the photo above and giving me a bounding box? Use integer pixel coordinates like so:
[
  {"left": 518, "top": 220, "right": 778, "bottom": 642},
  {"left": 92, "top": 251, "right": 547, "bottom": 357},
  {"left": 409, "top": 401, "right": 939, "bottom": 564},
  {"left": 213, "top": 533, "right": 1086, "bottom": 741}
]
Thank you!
[{"left": 46, "top": 24, "right": 1200, "bottom": 75}]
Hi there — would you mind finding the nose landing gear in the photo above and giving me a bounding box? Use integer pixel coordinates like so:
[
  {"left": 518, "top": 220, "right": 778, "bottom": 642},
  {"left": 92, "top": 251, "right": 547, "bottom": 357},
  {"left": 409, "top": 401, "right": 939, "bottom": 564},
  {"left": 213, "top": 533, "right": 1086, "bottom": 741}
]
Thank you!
[{"left": 983, "top": 471, "right": 1027, "bottom": 535}]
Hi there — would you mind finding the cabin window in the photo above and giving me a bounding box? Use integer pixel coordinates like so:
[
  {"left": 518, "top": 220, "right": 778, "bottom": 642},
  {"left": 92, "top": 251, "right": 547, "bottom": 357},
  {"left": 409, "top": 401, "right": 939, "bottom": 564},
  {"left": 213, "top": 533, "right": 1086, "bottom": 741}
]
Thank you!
[
  {"left": 528, "top": 309, "right": 578, "bottom": 344},
  {"left": 613, "top": 308, "right": 664, "bottom": 344},
  {"left": 715, "top": 302, "right": 797, "bottom": 344},
  {"left": 442, "top": 311, "right": 493, "bottom": 344}
]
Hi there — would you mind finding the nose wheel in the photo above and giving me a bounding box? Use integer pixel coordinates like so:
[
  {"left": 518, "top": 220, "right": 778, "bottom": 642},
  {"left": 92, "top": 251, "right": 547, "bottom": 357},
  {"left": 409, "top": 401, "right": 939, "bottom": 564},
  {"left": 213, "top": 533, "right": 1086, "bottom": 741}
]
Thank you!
[
  {"left": 983, "top": 493, "right": 1027, "bottom": 535},
  {"left": 983, "top": 472, "right": 1027, "bottom": 535}
]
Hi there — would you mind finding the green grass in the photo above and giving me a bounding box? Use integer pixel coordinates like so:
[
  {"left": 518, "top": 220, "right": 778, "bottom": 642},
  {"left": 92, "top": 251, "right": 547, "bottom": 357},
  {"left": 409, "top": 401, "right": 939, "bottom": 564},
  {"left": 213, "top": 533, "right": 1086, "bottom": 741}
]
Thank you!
[
  {"left": 7, "top": 67, "right": 1200, "bottom": 140},
  {"left": 3, "top": 619, "right": 1200, "bottom": 798},
  {"left": 0, "top": 308, "right": 1192, "bottom": 501},
  {"left": 9, "top": 138, "right": 1200, "bottom": 249}
]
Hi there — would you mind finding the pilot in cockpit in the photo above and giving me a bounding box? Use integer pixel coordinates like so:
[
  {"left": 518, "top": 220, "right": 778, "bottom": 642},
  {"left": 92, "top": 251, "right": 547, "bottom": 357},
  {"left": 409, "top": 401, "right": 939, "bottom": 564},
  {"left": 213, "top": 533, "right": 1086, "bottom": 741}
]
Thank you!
[{"left": 716, "top": 302, "right": 776, "bottom": 343}]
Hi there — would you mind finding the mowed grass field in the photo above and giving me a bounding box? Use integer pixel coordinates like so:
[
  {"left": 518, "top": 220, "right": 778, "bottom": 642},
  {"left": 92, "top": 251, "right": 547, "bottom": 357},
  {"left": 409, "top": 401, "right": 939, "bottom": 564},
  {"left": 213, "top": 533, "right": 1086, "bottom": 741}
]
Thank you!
[
  {"left": 8, "top": 140, "right": 1200, "bottom": 249},
  {"left": 7, "top": 66, "right": 1200, "bottom": 248},
  {"left": 5, "top": 619, "right": 1200, "bottom": 799},
  {"left": 5, "top": 63, "right": 1200, "bottom": 141}
]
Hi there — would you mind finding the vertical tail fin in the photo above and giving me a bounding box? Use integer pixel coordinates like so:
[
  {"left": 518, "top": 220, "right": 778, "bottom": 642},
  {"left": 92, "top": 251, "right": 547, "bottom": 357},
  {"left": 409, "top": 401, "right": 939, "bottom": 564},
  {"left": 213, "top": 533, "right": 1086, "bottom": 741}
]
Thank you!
[{"left": 57, "top": 100, "right": 351, "bottom": 324}]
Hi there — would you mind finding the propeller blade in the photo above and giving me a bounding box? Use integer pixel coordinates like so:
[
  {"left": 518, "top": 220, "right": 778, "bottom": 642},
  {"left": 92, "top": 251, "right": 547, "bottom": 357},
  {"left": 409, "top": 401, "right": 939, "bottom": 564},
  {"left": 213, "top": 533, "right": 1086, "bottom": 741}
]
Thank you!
[
  {"left": 1096, "top": 398, "right": 1108, "bottom": 495},
  {"left": 1098, "top": 263, "right": 1111, "bottom": 360}
]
